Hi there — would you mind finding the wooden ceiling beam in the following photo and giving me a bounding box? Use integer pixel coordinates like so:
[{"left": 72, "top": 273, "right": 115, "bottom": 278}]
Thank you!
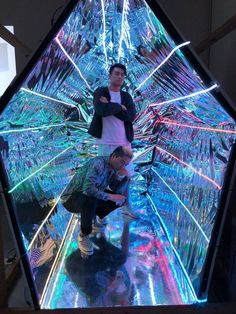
[
  {"left": 195, "top": 13, "right": 236, "bottom": 54},
  {"left": 0, "top": 24, "right": 32, "bottom": 56}
]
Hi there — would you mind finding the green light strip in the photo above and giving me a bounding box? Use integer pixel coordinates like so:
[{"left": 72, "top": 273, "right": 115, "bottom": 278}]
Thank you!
[
  {"left": 8, "top": 146, "right": 73, "bottom": 193},
  {"left": 0, "top": 123, "right": 65, "bottom": 135}
]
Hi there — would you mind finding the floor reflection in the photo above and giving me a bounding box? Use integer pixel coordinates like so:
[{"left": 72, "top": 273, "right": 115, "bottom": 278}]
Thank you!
[{"left": 41, "top": 176, "right": 196, "bottom": 308}]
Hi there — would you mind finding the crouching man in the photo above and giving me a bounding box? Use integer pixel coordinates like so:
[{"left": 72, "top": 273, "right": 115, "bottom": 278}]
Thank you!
[{"left": 61, "top": 146, "right": 133, "bottom": 257}]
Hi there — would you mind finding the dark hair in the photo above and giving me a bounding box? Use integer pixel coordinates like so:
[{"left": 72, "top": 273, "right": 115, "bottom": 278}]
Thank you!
[
  {"left": 109, "top": 63, "right": 127, "bottom": 76},
  {"left": 111, "top": 146, "right": 133, "bottom": 159},
  {"left": 137, "top": 44, "right": 148, "bottom": 57}
]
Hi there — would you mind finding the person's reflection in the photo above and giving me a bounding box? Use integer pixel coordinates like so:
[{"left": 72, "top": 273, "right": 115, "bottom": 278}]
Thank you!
[
  {"left": 136, "top": 43, "right": 186, "bottom": 94},
  {"left": 0, "top": 135, "right": 9, "bottom": 159},
  {"left": 136, "top": 44, "right": 158, "bottom": 64},
  {"left": 65, "top": 215, "right": 134, "bottom": 306},
  {"left": 29, "top": 222, "right": 61, "bottom": 294}
]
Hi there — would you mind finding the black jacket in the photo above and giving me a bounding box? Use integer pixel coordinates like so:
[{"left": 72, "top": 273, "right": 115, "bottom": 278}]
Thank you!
[{"left": 88, "top": 87, "right": 136, "bottom": 143}]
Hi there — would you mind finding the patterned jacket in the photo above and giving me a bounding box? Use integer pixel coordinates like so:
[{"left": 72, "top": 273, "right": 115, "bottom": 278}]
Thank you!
[{"left": 61, "top": 156, "right": 126, "bottom": 202}]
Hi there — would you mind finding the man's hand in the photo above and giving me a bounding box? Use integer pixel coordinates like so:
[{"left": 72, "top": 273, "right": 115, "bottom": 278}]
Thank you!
[
  {"left": 117, "top": 168, "right": 130, "bottom": 178},
  {"left": 100, "top": 96, "right": 109, "bottom": 103},
  {"left": 109, "top": 194, "right": 126, "bottom": 206},
  {"left": 121, "top": 105, "right": 127, "bottom": 111}
]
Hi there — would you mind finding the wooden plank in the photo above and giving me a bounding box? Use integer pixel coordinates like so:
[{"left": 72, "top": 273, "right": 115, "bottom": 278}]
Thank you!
[
  {"left": 195, "top": 13, "right": 236, "bottom": 54},
  {"left": 0, "top": 24, "right": 32, "bottom": 56}
]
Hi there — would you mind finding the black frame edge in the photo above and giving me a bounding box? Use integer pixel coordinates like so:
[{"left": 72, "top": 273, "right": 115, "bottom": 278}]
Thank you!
[
  {"left": 0, "top": 0, "right": 78, "bottom": 115},
  {"left": 199, "top": 141, "right": 236, "bottom": 298},
  {"left": 0, "top": 156, "right": 39, "bottom": 309},
  {"left": 145, "top": 0, "right": 236, "bottom": 121}
]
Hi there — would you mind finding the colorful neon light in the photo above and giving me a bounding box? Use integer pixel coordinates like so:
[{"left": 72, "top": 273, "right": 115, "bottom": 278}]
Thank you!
[
  {"left": 118, "top": 0, "right": 129, "bottom": 62},
  {"left": 154, "top": 238, "right": 184, "bottom": 304},
  {"left": 55, "top": 37, "right": 90, "bottom": 89},
  {"left": 135, "top": 41, "right": 190, "bottom": 91},
  {"left": 150, "top": 84, "right": 218, "bottom": 107},
  {"left": 147, "top": 193, "right": 207, "bottom": 303},
  {"left": 148, "top": 273, "right": 157, "bottom": 305},
  {"left": 0, "top": 123, "right": 65, "bottom": 135},
  {"left": 8, "top": 146, "right": 73, "bottom": 193},
  {"left": 40, "top": 215, "right": 76, "bottom": 306},
  {"left": 159, "top": 119, "right": 236, "bottom": 134},
  {"left": 150, "top": 169, "right": 210, "bottom": 243},
  {"left": 155, "top": 145, "right": 222, "bottom": 190},
  {"left": 21, "top": 88, "right": 79, "bottom": 110},
  {"left": 101, "top": 0, "right": 108, "bottom": 67},
  {"left": 28, "top": 185, "right": 70, "bottom": 250}
]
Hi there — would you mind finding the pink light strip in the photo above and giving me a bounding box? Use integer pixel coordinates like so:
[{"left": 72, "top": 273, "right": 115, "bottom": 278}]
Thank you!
[
  {"left": 155, "top": 145, "right": 222, "bottom": 190},
  {"left": 160, "top": 119, "right": 236, "bottom": 134},
  {"left": 149, "top": 84, "right": 218, "bottom": 107}
]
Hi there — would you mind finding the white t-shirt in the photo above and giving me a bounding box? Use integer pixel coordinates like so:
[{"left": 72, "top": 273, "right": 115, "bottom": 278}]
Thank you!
[{"left": 96, "top": 90, "right": 129, "bottom": 145}]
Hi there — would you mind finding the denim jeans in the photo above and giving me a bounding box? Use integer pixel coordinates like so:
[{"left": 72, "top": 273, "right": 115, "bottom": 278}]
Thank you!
[{"left": 62, "top": 192, "right": 121, "bottom": 235}]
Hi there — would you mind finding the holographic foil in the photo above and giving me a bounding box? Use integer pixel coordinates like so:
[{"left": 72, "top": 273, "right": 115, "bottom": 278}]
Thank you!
[{"left": 0, "top": 0, "right": 235, "bottom": 308}]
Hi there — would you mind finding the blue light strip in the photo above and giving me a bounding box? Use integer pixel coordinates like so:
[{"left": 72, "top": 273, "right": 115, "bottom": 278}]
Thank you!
[
  {"left": 8, "top": 146, "right": 73, "bottom": 193},
  {"left": 101, "top": 0, "right": 108, "bottom": 67},
  {"left": 40, "top": 214, "right": 77, "bottom": 307},
  {"left": 151, "top": 168, "right": 209, "bottom": 243},
  {"left": 118, "top": 0, "right": 128, "bottom": 62},
  {"left": 0, "top": 123, "right": 65, "bottom": 135},
  {"left": 150, "top": 84, "right": 218, "bottom": 107},
  {"left": 146, "top": 193, "right": 207, "bottom": 303},
  {"left": 21, "top": 88, "right": 79, "bottom": 109},
  {"left": 135, "top": 41, "right": 190, "bottom": 91},
  {"left": 55, "top": 37, "right": 91, "bottom": 89},
  {"left": 132, "top": 145, "right": 155, "bottom": 162},
  {"left": 28, "top": 185, "right": 70, "bottom": 250}
]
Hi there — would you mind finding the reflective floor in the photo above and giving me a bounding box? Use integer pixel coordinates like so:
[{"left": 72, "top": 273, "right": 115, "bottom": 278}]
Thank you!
[{"left": 40, "top": 174, "right": 197, "bottom": 308}]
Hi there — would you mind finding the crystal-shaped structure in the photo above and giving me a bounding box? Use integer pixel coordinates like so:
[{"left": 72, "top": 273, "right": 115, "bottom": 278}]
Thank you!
[{"left": 0, "top": 0, "right": 235, "bottom": 309}]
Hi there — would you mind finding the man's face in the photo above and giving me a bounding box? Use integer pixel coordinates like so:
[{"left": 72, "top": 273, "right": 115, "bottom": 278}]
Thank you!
[
  {"left": 109, "top": 67, "right": 126, "bottom": 88},
  {"left": 110, "top": 154, "right": 131, "bottom": 171}
]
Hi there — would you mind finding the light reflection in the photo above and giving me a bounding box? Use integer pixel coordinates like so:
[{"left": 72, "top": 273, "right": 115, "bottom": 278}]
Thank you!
[
  {"left": 148, "top": 273, "right": 157, "bottom": 305},
  {"left": 147, "top": 194, "right": 201, "bottom": 302},
  {"left": 155, "top": 145, "right": 222, "bottom": 190},
  {"left": 101, "top": 0, "right": 108, "bottom": 67},
  {"left": 151, "top": 169, "right": 210, "bottom": 243},
  {"left": 135, "top": 41, "right": 190, "bottom": 91},
  {"left": 8, "top": 146, "right": 73, "bottom": 193},
  {"left": 0, "top": 123, "right": 65, "bottom": 135},
  {"left": 55, "top": 37, "right": 91, "bottom": 89},
  {"left": 40, "top": 215, "right": 77, "bottom": 307},
  {"left": 21, "top": 88, "right": 78, "bottom": 109},
  {"left": 159, "top": 119, "right": 236, "bottom": 134},
  {"left": 118, "top": 0, "right": 129, "bottom": 62},
  {"left": 150, "top": 84, "right": 219, "bottom": 107}
]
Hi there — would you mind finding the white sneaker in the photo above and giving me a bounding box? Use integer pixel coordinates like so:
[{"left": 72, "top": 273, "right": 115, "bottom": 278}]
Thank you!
[
  {"left": 78, "top": 232, "right": 94, "bottom": 255},
  {"left": 92, "top": 216, "right": 108, "bottom": 236},
  {"left": 122, "top": 205, "right": 139, "bottom": 219}
]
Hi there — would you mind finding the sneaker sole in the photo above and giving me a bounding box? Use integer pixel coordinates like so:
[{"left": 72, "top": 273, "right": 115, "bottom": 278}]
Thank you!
[
  {"left": 79, "top": 245, "right": 94, "bottom": 255},
  {"left": 78, "top": 239, "right": 94, "bottom": 255}
]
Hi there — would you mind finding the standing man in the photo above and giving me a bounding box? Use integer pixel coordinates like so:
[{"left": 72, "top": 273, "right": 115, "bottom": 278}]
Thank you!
[
  {"left": 61, "top": 146, "right": 132, "bottom": 257},
  {"left": 88, "top": 63, "right": 137, "bottom": 218}
]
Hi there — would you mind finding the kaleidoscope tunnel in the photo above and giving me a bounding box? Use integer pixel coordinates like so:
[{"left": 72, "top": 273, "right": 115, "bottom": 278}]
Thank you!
[{"left": 0, "top": 0, "right": 236, "bottom": 309}]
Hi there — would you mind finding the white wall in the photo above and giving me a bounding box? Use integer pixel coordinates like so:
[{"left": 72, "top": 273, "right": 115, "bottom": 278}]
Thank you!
[{"left": 0, "top": 0, "right": 67, "bottom": 73}]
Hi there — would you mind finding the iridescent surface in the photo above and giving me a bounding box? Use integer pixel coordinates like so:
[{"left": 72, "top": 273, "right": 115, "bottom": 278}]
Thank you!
[
  {"left": 41, "top": 178, "right": 196, "bottom": 308},
  {"left": 0, "top": 0, "right": 235, "bottom": 308}
]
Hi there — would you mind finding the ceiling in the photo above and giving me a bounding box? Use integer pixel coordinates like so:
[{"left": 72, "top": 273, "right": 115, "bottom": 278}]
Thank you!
[{"left": 0, "top": 0, "right": 236, "bottom": 108}]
